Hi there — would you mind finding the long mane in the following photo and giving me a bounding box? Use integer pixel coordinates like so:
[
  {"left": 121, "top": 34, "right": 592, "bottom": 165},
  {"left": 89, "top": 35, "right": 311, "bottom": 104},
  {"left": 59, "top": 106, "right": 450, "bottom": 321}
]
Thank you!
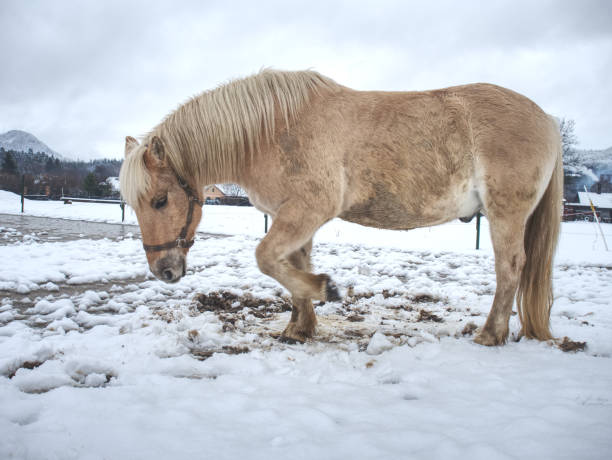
[{"left": 120, "top": 69, "right": 341, "bottom": 207}]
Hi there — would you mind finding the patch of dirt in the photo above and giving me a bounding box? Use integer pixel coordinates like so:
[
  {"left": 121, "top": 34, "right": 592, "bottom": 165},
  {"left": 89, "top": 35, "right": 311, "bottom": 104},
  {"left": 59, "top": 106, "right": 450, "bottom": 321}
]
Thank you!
[
  {"left": 194, "top": 291, "right": 292, "bottom": 333},
  {"left": 191, "top": 345, "right": 250, "bottom": 361},
  {"left": 347, "top": 314, "right": 365, "bottom": 322},
  {"left": 195, "top": 291, "right": 292, "bottom": 317},
  {"left": 558, "top": 337, "right": 587, "bottom": 353},
  {"left": 343, "top": 290, "right": 375, "bottom": 304},
  {"left": 154, "top": 308, "right": 184, "bottom": 324},
  {"left": 417, "top": 309, "right": 444, "bottom": 323},
  {"left": 410, "top": 294, "right": 442, "bottom": 303},
  {"left": 7, "top": 360, "right": 45, "bottom": 379},
  {"left": 344, "top": 329, "right": 366, "bottom": 338},
  {"left": 461, "top": 322, "right": 478, "bottom": 336},
  {"left": 382, "top": 289, "right": 401, "bottom": 299}
]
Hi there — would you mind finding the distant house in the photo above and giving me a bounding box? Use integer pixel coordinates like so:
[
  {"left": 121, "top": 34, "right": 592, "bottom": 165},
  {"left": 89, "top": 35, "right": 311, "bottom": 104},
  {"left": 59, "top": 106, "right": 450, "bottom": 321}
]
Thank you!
[
  {"left": 593, "top": 170, "right": 612, "bottom": 194},
  {"left": 202, "top": 184, "right": 251, "bottom": 206},
  {"left": 203, "top": 185, "right": 226, "bottom": 199},
  {"left": 564, "top": 192, "right": 612, "bottom": 223},
  {"left": 203, "top": 185, "right": 226, "bottom": 201}
]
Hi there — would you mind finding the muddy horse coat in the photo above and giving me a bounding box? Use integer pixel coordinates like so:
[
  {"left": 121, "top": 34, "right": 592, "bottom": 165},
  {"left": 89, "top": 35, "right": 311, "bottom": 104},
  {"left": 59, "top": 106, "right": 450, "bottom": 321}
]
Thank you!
[{"left": 120, "top": 70, "right": 562, "bottom": 346}]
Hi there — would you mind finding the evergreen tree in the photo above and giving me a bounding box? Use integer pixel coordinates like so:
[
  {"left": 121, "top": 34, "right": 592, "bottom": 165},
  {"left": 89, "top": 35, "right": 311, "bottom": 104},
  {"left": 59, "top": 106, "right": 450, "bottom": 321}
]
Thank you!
[
  {"left": 559, "top": 118, "right": 587, "bottom": 176},
  {"left": 560, "top": 119, "right": 577, "bottom": 160},
  {"left": 1, "top": 152, "right": 18, "bottom": 174},
  {"left": 83, "top": 172, "right": 98, "bottom": 196}
]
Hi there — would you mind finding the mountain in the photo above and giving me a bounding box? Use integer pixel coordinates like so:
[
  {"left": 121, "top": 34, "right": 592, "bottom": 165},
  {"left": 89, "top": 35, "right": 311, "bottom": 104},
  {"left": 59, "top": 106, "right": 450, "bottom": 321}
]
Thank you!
[
  {"left": 0, "top": 130, "right": 64, "bottom": 159},
  {"left": 574, "top": 146, "right": 612, "bottom": 171}
]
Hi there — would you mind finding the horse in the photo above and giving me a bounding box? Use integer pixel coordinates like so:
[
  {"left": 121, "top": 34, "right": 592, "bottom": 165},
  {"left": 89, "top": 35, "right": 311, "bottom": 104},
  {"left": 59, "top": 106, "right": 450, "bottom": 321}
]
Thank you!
[{"left": 119, "top": 69, "right": 562, "bottom": 346}]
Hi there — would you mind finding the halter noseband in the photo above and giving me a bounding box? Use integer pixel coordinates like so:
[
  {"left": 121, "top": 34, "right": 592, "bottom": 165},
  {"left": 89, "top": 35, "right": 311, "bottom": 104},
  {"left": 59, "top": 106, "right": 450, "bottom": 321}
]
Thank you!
[{"left": 142, "top": 175, "right": 204, "bottom": 253}]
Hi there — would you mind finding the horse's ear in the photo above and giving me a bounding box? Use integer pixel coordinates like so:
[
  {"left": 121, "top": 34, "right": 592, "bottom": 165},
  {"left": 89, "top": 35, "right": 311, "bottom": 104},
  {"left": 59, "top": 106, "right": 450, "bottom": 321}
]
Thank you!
[
  {"left": 148, "top": 136, "right": 165, "bottom": 162},
  {"left": 125, "top": 136, "right": 139, "bottom": 157}
]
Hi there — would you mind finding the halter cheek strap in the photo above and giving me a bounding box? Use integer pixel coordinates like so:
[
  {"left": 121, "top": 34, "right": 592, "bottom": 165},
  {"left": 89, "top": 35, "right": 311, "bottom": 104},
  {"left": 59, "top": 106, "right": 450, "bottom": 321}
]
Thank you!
[{"left": 142, "top": 176, "right": 204, "bottom": 253}]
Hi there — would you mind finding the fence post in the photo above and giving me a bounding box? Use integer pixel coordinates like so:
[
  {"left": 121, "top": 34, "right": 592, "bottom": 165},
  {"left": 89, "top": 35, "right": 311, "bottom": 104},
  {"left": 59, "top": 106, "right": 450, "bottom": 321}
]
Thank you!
[
  {"left": 264, "top": 214, "right": 268, "bottom": 233},
  {"left": 21, "top": 174, "right": 25, "bottom": 213},
  {"left": 120, "top": 201, "right": 125, "bottom": 222},
  {"left": 475, "top": 212, "right": 481, "bottom": 250}
]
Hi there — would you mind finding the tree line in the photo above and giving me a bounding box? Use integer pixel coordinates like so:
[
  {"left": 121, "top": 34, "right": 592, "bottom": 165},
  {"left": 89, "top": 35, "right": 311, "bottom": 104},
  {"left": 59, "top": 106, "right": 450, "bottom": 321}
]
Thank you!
[{"left": 0, "top": 148, "right": 122, "bottom": 198}]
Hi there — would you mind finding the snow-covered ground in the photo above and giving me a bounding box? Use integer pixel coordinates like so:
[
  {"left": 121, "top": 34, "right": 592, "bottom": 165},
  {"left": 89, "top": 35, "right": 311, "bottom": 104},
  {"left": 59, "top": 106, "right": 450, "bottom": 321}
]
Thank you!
[{"left": 1, "top": 191, "right": 612, "bottom": 459}]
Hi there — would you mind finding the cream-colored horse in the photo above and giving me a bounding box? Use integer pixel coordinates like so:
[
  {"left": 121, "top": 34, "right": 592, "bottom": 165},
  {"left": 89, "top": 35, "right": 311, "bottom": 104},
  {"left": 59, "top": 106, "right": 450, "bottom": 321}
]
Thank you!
[{"left": 120, "top": 69, "right": 562, "bottom": 346}]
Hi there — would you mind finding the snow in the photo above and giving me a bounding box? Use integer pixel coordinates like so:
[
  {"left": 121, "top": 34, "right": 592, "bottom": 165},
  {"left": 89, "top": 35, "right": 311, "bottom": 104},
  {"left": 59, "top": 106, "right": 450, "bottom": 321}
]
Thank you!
[
  {"left": 575, "top": 191, "right": 612, "bottom": 209},
  {"left": 106, "top": 176, "right": 120, "bottom": 192},
  {"left": 1, "top": 190, "right": 612, "bottom": 459}
]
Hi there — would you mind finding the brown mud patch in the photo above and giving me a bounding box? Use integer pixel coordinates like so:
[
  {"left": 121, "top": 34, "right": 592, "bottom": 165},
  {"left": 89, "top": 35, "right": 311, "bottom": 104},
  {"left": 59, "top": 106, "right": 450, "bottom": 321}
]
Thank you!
[
  {"left": 417, "top": 309, "right": 444, "bottom": 323},
  {"left": 461, "top": 322, "right": 478, "bottom": 336},
  {"left": 7, "top": 360, "right": 46, "bottom": 379},
  {"left": 558, "top": 337, "right": 587, "bottom": 353},
  {"left": 411, "top": 294, "right": 442, "bottom": 303},
  {"left": 195, "top": 291, "right": 292, "bottom": 317},
  {"left": 194, "top": 291, "right": 292, "bottom": 333},
  {"left": 191, "top": 345, "right": 251, "bottom": 361}
]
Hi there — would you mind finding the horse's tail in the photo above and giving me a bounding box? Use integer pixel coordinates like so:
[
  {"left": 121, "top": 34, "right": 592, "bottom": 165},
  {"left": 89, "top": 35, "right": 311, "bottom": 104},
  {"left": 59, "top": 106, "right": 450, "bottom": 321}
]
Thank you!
[{"left": 516, "top": 123, "right": 563, "bottom": 340}]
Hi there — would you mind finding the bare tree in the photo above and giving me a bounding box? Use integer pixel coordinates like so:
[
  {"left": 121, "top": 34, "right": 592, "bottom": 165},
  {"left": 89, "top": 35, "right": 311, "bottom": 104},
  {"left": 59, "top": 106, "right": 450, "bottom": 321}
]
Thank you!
[{"left": 221, "top": 183, "right": 247, "bottom": 197}]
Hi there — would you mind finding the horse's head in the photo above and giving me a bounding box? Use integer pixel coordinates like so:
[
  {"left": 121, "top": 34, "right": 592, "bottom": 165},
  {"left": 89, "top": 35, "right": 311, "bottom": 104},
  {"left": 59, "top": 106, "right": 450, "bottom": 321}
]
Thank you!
[{"left": 120, "top": 136, "right": 203, "bottom": 283}]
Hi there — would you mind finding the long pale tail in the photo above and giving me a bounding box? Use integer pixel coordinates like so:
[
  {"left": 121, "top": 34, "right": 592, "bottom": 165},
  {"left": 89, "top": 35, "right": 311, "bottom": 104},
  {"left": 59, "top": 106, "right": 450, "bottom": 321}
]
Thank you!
[{"left": 516, "top": 135, "right": 563, "bottom": 340}]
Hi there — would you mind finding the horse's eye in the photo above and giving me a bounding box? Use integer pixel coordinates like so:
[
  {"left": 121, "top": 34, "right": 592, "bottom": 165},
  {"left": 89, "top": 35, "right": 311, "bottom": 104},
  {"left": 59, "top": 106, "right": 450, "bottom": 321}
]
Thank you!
[{"left": 152, "top": 195, "right": 167, "bottom": 209}]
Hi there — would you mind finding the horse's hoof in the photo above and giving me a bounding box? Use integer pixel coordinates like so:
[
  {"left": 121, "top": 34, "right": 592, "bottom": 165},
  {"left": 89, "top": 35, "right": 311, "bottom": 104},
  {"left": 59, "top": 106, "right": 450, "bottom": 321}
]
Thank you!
[
  {"left": 279, "top": 334, "right": 305, "bottom": 345},
  {"left": 280, "top": 322, "right": 313, "bottom": 344},
  {"left": 324, "top": 277, "right": 341, "bottom": 302},
  {"left": 474, "top": 328, "right": 507, "bottom": 346}
]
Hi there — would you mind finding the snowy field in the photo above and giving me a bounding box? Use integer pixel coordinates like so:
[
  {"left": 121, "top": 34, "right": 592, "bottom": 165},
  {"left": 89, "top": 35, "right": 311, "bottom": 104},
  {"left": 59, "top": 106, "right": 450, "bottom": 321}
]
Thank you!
[{"left": 1, "top": 190, "right": 612, "bottom": 460}]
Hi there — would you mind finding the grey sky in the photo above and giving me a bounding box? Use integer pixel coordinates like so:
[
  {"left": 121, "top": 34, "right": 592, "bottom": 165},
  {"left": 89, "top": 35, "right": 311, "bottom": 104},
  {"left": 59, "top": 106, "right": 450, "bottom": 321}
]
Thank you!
[{"left": 1, "top": 0, "right": 611, "bottom": 159}]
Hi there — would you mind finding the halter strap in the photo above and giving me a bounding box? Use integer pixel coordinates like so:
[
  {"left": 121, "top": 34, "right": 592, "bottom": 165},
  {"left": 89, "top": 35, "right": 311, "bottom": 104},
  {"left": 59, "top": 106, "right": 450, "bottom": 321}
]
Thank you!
[{"left": 142, "top": 175, "right": 204, "bottom": 253}]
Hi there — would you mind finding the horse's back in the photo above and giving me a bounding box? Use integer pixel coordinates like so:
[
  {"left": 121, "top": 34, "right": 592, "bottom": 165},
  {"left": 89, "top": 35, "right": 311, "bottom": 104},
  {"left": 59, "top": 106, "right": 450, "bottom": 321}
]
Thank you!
[
  {"left": 323, "top": 84, "right": 558, "bottom": 230},
  {"left": 331, "top": 87, "right": 479, "bottom": 229}
]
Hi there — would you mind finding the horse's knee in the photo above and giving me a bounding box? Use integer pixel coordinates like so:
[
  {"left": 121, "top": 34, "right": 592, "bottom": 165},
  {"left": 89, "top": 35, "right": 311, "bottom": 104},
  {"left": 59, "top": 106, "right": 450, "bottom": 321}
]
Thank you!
[{"left": 255, "top": 242, "right": 277, "bottom": 277}]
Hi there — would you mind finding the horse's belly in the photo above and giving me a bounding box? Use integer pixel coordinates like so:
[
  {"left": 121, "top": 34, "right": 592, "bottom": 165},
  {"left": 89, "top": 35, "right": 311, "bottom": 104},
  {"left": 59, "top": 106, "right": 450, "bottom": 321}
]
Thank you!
[{"left": 339, "top": 179, "right": 481, "bottom": 231}]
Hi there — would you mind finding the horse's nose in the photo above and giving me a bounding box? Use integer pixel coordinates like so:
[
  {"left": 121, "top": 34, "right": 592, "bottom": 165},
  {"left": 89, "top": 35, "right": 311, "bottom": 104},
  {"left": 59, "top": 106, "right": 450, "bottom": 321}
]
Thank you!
[{"left": 154, "top": 254, "right": 185, "bottom": 283}]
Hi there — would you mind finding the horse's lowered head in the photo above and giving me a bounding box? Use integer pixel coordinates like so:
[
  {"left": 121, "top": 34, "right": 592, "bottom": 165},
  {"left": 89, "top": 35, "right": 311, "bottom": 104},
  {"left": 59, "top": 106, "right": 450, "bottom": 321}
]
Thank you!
[{"left": 120, "top": 136, "right": 203, "bottom": 283}]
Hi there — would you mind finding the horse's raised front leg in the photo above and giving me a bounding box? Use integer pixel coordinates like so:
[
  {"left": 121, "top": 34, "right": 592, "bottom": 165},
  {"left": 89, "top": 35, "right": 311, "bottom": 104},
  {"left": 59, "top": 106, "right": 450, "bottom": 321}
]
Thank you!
[
  {"left": 255, "top": 205, "right": 341, "bottom": 341},
  {"left": 474, "top": 214, "right": 526, "bottom": 346},
  {"left": 281, "top": 239, "right": 317, "bottom": 342}
]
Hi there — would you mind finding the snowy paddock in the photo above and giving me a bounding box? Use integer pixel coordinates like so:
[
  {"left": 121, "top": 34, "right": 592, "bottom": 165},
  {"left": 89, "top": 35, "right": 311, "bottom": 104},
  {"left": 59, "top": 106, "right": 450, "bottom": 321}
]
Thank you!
[{"left": 1, "top": 191, "right": 612, "bottom": 460}]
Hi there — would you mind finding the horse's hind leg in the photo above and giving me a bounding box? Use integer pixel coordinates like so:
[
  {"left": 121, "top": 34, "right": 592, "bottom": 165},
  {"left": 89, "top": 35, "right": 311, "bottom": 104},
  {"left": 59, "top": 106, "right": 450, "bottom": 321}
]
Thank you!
[
  {"left": 282, "top": 239, "right": 317, "bottom": 342},
  {"left": 474, "top": 214, "right": 526, "bottom": 346}
]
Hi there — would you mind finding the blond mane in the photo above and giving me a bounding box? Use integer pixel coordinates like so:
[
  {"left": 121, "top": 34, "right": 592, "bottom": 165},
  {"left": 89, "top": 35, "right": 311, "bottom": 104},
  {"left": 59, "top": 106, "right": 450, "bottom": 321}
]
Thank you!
[{"left": 120, "top": 69, "right": 341, "bottom": 207}]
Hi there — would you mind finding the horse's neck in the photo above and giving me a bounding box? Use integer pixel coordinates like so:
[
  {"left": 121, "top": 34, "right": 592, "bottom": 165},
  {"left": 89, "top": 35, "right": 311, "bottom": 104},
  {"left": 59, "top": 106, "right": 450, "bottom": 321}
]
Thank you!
[{"left": 196, "top": 152, "right": 249, "bottom": 190}]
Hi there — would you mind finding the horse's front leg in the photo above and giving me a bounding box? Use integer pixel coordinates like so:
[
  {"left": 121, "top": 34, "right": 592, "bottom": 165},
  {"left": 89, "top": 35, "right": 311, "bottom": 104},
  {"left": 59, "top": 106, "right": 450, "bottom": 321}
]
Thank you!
[
  {"left": 255, "top": 207, "right": 341, "bottom": 341},
  {"left": 281, "top": 240, "right": 317, "bottom": 343}
]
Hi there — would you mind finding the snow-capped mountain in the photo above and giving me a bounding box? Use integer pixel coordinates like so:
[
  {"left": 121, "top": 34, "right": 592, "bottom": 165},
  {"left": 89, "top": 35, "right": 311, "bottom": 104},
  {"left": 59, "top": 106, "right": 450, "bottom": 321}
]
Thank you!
[
  {"left": 0, "top": 130, "right": 64, "bottom": 159},
  {"left": 575, "top": 146, "right": 612, "bottom": 169}
]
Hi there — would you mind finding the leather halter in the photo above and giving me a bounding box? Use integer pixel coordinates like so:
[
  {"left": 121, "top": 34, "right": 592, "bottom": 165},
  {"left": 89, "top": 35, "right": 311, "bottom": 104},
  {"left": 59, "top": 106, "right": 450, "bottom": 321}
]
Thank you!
[{"left": 142, "top": 176, "right": 204, "bottom": 253}]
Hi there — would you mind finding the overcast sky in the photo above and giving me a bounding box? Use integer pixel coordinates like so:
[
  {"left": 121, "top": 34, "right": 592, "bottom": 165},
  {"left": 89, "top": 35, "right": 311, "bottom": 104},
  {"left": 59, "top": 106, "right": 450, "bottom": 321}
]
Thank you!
[{"left": 1, "top": 0, "right": 611, "bottom": 159}]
